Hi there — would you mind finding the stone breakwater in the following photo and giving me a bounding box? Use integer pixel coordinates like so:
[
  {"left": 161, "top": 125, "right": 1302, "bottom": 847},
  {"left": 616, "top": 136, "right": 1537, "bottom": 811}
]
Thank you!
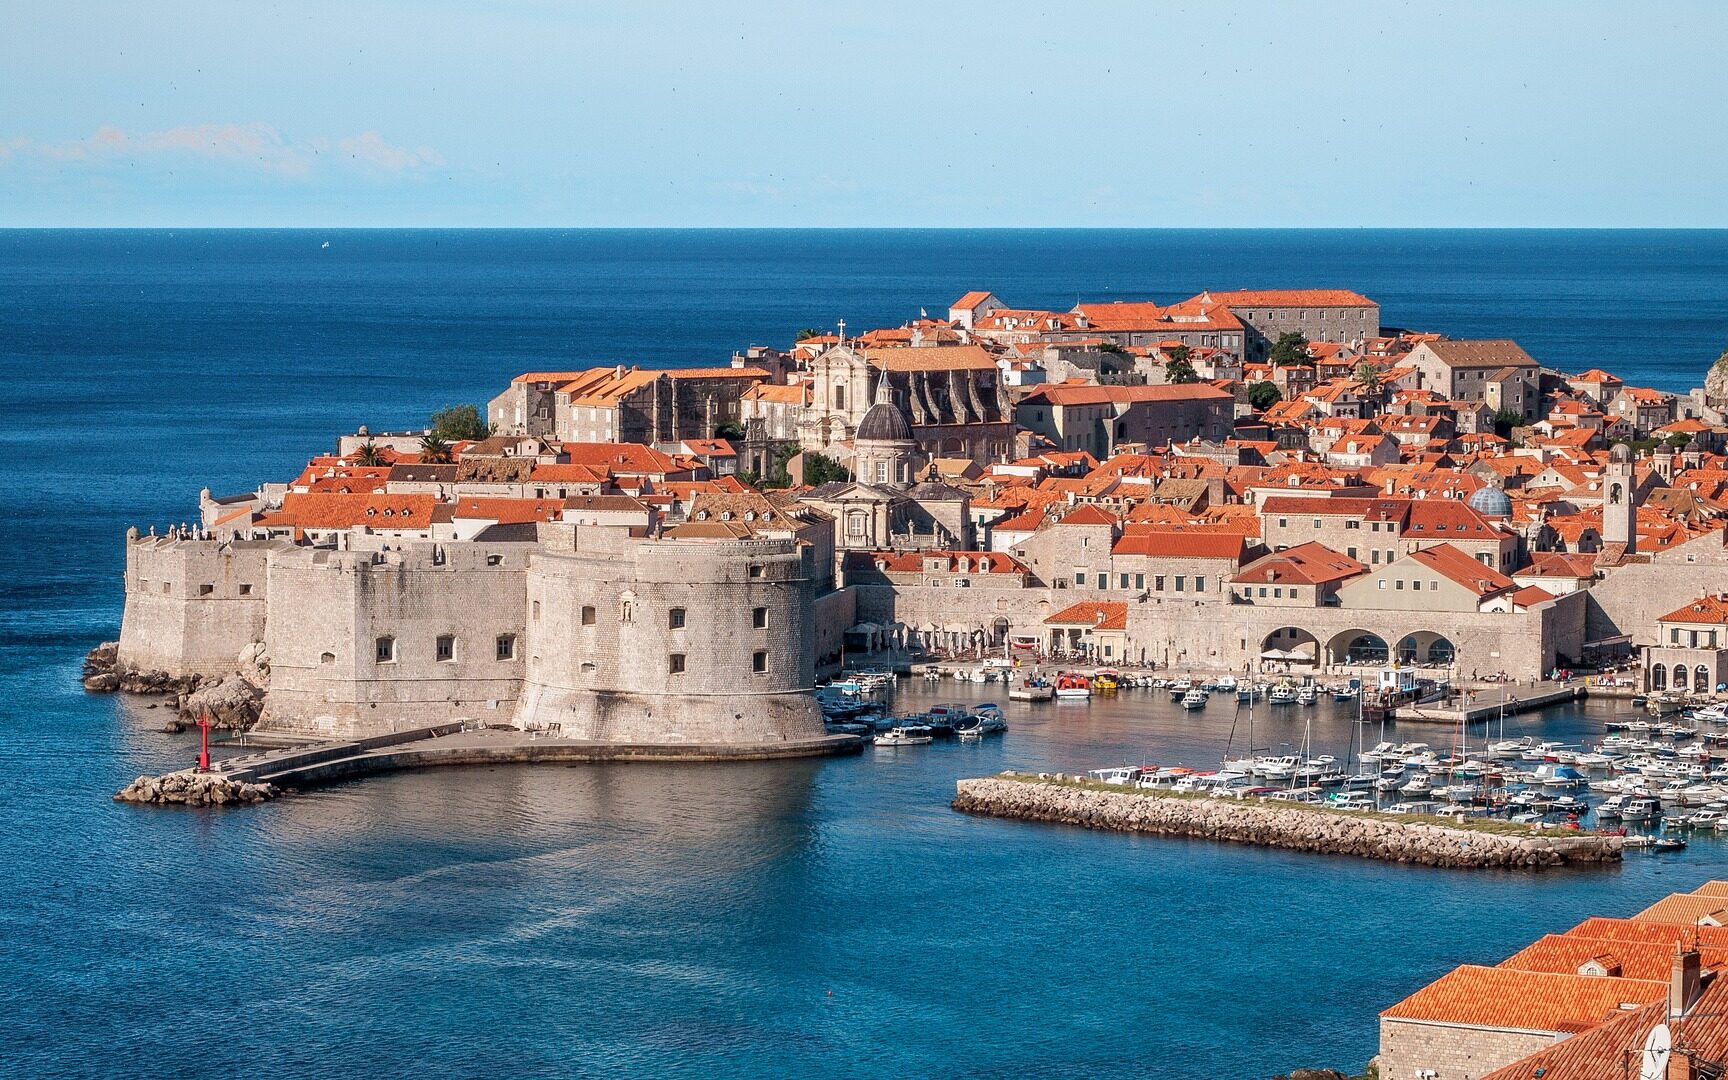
[
  {"left": 952, "top": 775, "right": 1623, "bottom": 870},
  {"left": 115, "top": 772, "right": 277, "bottom": 807}
]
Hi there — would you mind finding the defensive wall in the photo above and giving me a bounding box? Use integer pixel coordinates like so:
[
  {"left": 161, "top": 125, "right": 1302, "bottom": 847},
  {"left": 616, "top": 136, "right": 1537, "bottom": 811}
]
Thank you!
[
  {"left": 117, "top": 533, "right": 274, "bottom": 678},
  {"left": 259, "top": 542, "right": 532, "bottom": 738}
]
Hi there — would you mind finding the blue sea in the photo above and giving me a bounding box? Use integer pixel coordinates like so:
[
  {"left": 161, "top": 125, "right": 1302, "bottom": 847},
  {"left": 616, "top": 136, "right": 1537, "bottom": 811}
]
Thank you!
[{"left": 5, "top": 230, "right": 1728, "bottom": 1079}]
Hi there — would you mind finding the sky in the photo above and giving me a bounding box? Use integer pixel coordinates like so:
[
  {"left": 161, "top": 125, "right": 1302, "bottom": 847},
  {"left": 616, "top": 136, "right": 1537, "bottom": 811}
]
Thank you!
[{"left": 3, "top": 1, "right": 1726, "bottom": 228}]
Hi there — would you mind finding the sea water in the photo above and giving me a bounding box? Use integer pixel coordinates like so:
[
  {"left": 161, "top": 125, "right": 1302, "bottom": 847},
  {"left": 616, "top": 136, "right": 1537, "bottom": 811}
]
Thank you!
[{"left": 4, "top": 229, "right": 1728, "bottom": 1078}]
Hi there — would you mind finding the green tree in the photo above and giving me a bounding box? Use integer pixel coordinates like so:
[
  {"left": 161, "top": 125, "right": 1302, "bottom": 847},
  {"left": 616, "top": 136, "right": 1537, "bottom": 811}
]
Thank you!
[
  {"left": 1267, "top": 332, "right": 1310, "bottom": 367},
  {"left": 1666, "top": 431, "right": 1694, "bottom": 448},
  {"left": 1164, "top": 358, "right": 1199, "bottom": 385},
  {"left": 802, "top": 451, "right": 850, "bottom": 486},
  {"left": 794, "top": 327, "right": 824, "bottom": 342},
  {"left": 353, "top": 440, "right": 387, "bottom": 467},
  {"left": 715, "top": 421, "right": 746, "bottom": 440},
  {"left": 418, "top": 434, "right": 454, "bottom": 464},
  {"left": 1248, "top": 381, "right": 1283, "bottom": 411},
  {"left": 1097, "top": 340, "right": 1124, "bottom": 354},
  {"left": 1491, "top": 408, "right": 1525, "bottom": 438},
  {"left": 429, "top": 403, "right": 491, "bottom": 441}
]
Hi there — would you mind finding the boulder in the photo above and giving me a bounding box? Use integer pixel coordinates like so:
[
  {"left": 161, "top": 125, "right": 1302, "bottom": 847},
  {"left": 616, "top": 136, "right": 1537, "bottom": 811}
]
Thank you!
[{"left": 180, "top": 677, "right": 264, "bottom": 730}]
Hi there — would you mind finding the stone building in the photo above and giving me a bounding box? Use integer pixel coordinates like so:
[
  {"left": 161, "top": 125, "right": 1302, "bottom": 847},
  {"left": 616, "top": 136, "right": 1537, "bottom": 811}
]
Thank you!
[
  {"left": 1194, "top": 289, "right": 1379, "bottom": 359},
  {"left": 1014, "top": 383, "right": 1235, "bottom": 458},
  {"left": 1644, "top": 593, "right": 1728, "bottom": 693},
  {"left": 491, "top": 365, "right": 768, "bottom": 446},
  {"left": 797, "top": 343, "right": 1014, "bottom": 464},
  {"left": 1405, "top": 340, "right": 1541, "bottom": 421}
]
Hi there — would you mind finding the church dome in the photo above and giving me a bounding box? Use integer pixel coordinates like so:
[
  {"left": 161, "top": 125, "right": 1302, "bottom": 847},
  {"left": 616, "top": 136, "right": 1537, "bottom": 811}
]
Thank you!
[
  {"left": 1467, "top": 485, "right": 1512, "bottom": 519},
  {"left": 1609, "top": 441, "right": 1633, "bottom": 463},
  {"left": 856, "top": 381, "right": 914, "bottom": 443}
]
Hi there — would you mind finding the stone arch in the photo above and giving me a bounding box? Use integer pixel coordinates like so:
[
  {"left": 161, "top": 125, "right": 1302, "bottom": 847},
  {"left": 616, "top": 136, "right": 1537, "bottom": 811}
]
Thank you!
[
  {"left": 1651, "top": 663, "right": 1668, "bottom": 691},
  {"left": 942, "top": 437, "right": 965, "bottom": 455},
  {"left": 1328, "top": 629, "right": 1389, "bottom": 665},
  {"left": 1260, "top": 626, "right": 1319, "bottom": 666},
  {"left": 1675, "top": 664, "right": 1691, "bottom": 691},
  {"left": 992, "top": 617, "right": 1010, "bottom": 645},
  {"left": 1700, "top": 665, "right": 1713, "bottom": 692},
  {"left": 1395, "top": 631, "right": 1456, "bottom": 666}
]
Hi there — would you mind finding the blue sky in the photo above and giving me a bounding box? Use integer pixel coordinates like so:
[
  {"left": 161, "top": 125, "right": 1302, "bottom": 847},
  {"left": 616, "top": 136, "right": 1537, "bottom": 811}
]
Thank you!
[{"left": 3, "top": 1, "right": 1725, "bottom": 227}]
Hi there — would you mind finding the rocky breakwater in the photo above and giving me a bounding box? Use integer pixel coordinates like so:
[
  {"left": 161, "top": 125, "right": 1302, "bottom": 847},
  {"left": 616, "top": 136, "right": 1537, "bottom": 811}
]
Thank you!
[
  {"left": 81, "top": 640, "right": 267, "bottom": 732},
  {"left": 953, "top": 775, "right": 1622, "bottom": 870},
  {"left": 115, "top": 771, "right": 277, "bottom": 807}
]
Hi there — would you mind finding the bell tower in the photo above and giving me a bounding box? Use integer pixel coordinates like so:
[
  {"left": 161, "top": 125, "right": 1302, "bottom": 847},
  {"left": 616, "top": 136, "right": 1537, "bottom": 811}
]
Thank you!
[{"left": 1603, "top": 442, "right": 1635, "bottom": 554}]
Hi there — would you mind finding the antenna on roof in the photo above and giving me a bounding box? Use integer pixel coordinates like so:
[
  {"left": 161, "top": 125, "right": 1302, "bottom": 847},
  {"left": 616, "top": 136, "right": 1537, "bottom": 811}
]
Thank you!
[{"left": 1639, "top": 1023, "right": 1671, "bottom": 1080}]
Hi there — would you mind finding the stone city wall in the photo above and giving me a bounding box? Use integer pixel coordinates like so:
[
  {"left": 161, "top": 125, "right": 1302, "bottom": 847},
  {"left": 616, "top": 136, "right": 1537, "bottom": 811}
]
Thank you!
[
  {"left": 117, "top": 534, "right": 274, "bottom": 678},
  {"left": 1376, "top": 1018, "right": 1557, "bottom": 1080},
  {"left": 259, "top": 542, "right": 531, "bottom": 738}
]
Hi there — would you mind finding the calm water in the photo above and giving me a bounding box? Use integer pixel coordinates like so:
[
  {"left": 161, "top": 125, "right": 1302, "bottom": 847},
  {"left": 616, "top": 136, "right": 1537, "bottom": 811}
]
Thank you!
[{"left": 5, "top": 230, "right": 1728, "bottom": 1078}]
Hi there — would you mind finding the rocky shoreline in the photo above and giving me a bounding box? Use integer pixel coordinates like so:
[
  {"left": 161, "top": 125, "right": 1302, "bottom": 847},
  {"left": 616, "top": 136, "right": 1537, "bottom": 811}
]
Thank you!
[
  {"left": 81, "top": 640, "right": 265, "bottom": 731},
  {"left": 114, "top": 772, "right": 277, "bottom": 807},
  {"left": 953, "top": 774, "right": 1622, "bottom": 870}
]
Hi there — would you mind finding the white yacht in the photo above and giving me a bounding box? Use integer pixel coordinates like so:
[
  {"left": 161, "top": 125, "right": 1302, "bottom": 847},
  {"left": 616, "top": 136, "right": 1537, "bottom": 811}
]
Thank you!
[{"left": 1180, "top": 688, "right": 1208, "bottom": 711}]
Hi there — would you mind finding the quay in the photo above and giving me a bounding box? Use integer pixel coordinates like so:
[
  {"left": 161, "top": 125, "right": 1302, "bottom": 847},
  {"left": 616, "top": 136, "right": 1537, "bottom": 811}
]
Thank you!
[
  {"left": 116, "top": 725, "right": 862, "bottom": 805},
  {"left": 952, "top": 773, "right": 1622, "bottom": 869},
  {"left": 1394, "top": 684, "right": 1583, "bottom": 724}
]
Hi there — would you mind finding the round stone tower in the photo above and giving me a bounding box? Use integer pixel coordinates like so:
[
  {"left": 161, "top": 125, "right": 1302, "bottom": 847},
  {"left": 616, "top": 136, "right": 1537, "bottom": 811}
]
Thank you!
[{"left": 515, "top": 530, "right": 826, "bottom": 747}]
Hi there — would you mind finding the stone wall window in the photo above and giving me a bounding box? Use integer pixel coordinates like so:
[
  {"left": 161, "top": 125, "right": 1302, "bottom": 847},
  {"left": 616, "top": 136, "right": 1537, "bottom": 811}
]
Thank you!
[
  {"left": 581, "top": 605, "right": 596, "bottom": 625},
  {"left": 669, "top": 653, "right": 686, "bottom": 674},
  {"left": 748, "top": 564, "right": 764, "bottom": 578},
  {"left": 533, "top": 600, "right": 541, "bottom": 620},
  {"left": 496, "top": 634, "right": 515, "bottom": 661},
  {"left": 752, "top": 607, "right": 767, "bottom": 629},
  {"left": 436, "top": 635, "right": 456, "bottom": 662},
  {"left": 375, "top": 637, "right": 396, "bottom": 663},
  {"left": 668, "top": 607, "right": 686, "bottom": 630},
  {"left": 239, "top": 583, "right": 253, "bottom": 596},
  {"left": 751, "top": 651, "right": 767, "bottom": 674}
]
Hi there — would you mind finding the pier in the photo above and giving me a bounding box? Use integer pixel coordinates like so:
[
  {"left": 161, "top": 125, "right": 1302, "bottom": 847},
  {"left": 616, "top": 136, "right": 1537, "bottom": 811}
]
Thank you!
[
  {"left": 116, "top": 725, "right": 863, "bottom": 805},
  {"left": 952, "top": 773, "right": 1622, "bottom": 869},
  {"left": 1394, "top": 684, "right": 1583, "bottom": 724}
]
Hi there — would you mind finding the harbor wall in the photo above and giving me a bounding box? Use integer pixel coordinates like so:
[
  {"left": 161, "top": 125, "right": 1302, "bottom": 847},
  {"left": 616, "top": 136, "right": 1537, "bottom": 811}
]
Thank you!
[
  {"left": 952, "top": 775, "right": 1622, "bottom": 869},
  {"left": 117, "top": 534, "right": 273, "bottom": 678}
]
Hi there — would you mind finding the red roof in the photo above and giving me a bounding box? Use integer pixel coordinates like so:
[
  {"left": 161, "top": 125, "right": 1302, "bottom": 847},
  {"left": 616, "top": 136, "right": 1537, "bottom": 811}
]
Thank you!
[
  {"left": 1044, "top": 601, "right": 1128, "bottom": 630},
  {"left": 1404, "top": 543, "right": 1516, "bottom": 597},
  {"left": 1379, "top": 964, "right": 1664, "bottom": 1032},
  {"left": 1111, "top": 525, "right": 1246, "bottom": 561},
  {"left": 1658, "top": 594, "right": 1728, "bottom": 626},
  {"left": 1232, "top": 542, "right": 1367, "bottom": 586},
  {"left": 1198, "top": 288, "right": 1377, "bottom": 309},
  {"left": 1021, "top": 383, "right": 1233, "bottom": 408},
  {"left": 1054, "top": 504, "right": 1120, "bottom": 528}
]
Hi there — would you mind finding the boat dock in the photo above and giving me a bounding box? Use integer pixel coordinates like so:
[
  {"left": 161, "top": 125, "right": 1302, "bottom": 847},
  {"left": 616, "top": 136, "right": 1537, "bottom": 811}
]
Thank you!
[
  {"left": 117, "top": 724, "right": 863, "bottom": 805},
  {"left": 1396, "top": 685, "right": 1582, "bottom": 724}
]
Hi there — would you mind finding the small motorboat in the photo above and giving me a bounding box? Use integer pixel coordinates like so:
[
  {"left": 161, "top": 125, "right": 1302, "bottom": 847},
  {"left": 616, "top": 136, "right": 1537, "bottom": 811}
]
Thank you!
[
  {"left": 1268, "top": 684, "right": 1298, "bottom": 705},
  {"left": 1054, "top": 673, "right": 1092, "bottom": 700},
  {"left": 1009, "top": 678, "right": 1054, "bottom": 702},
  {"left": 1332, "top": 685, "right": 1359, "bottom": 703},
  {"left": 1296, "top": 684, "right": 1318, "bottom": 706},
  {"left": 874, "top": 725, "right": 934, "bottom": 747},
  {"left": 1180, "top": 687, "right": 1208, "bottom": 711}
]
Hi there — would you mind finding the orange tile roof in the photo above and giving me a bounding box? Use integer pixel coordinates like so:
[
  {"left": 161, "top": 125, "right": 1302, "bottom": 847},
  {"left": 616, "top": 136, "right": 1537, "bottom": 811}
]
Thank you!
[
  {"left": 1632, "top": 892, "right": 1728, "bottom": 926},
  {"left": 1021, "top": 383, "right": 1234, "bottom": 407},
  {"left": 1054, "top": 504, "right": 1120, "bottom": 527},
  {"left": 449, "top": 497, "right": 564, "bottom": 524},
  {"left": 862, "top": 345, "right": 999, "bottom": 372},
  {"left": 1379, "top": 964, "right": 1665, "bottom": 1032},
  {"left": 1232, "top": 541, "right": 1367, "bottom": 586},
  {"left": 1404, "top": 543, "right": 1516, "bottom": 597},
  {"left": 1069, "top": 301, "right": 1167, "bottom": 330},
  {"left": 1197, "top": 288, "right": 1377, "bottom": 308},
  {"left": 1500, "top": 933, "right": 1728, "bottom": 982},
  {"left": 1111, "top": 525, "right": 1246, "bottom": 561},
  {"left": 1657, "top": 594, "right": 1728, "bottom": 626},
  {"left": 1044, "top": 601, "right": 1129, "bottom": 630},
  {"left": 951, "top": 290, "right": 995, "bottom": 309}
]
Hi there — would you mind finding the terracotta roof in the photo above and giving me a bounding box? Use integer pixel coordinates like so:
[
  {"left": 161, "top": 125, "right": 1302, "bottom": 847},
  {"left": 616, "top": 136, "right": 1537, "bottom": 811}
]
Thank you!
[
  {"left": 1070, "top": 301, "right": 1167, "bottom": 330},
  {"left": 1111, "top": 525, "right": 1247, "bottom": 561},
  {"left": 1479, "top": 977, "right": 1728, "bottom": 1080},
  {"left": 951, "top": 290, "right": 995, "bottom": 309},
  {"left": 261, "top": 492, "right": 438, "bottom": 531},
  {"left": 1657, "top": 595, "right": 1728, "bottom": 627},
  {"left": 1419, "top": 339, "right": 1539, "bottom": 370},
  {"left": 450, "top": 497, "right": 564, "bottom": 524},
  {"left": 862, "top": 345, "right": 999, "bottom": 372},
  {"left": 1500, "top": 933, "right": 1728, "bottom": 982},
  {"left": 1044, "top": 601, "right": 1129, "bottom": 630},
  {"left": 1404, "top": 543, "right": 1516, "bottom": 597},
  {"left": 1232, "top": 541, "right": 1367, "bottom": 586},
  {"left": 1633, "top": 892, "right": 1728, "bottom": 926},
  {"left": 1054, "top": 504, "right": 1120, "bottom": 528},
  {"left": 1197, "top": 288, "right": 1377, "bottom": 308},
  {"left": 1379, "top": 964, "right": 1665, "bottom": 1032}
]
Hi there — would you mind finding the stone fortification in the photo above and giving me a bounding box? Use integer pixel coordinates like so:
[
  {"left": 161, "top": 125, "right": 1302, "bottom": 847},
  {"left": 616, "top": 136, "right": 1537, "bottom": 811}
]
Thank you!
[
  {"left": 258, "top": 542, "right": 531, "bottom": 738},
  {"left": 116, "top": 533, "right": 274, "bottom": 678},
  {"left": 953, "top": 775, "right": 1621, "bottom": 869},
  {"left": 514, "top": 525, "right": 825, "bottom": 744}
]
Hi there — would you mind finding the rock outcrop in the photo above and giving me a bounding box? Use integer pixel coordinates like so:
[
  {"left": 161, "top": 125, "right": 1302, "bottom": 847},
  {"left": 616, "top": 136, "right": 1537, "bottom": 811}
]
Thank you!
[
  {"left": 179, "top": 676, "right": 264, "bottom": 730},
  {"left": 81, "top": 641, "right": 202, "bottom": 696},
  {"left": 115, "top": 772, "right": 276, "bottom": 807},
  {"left": 953, "top": 775, "right": 1622, "bottom": 870}
]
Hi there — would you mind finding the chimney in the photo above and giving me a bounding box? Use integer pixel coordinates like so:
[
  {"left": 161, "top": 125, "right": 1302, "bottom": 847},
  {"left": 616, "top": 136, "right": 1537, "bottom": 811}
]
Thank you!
[{"left": 1671, "top": 946, "right": 1703, "bottom": 1019}]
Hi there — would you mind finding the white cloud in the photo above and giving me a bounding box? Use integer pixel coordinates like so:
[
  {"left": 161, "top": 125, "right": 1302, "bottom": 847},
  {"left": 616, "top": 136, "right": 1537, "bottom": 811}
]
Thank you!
[{"left": 0, "top": 124, "right": 443, "bottom": 179}]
